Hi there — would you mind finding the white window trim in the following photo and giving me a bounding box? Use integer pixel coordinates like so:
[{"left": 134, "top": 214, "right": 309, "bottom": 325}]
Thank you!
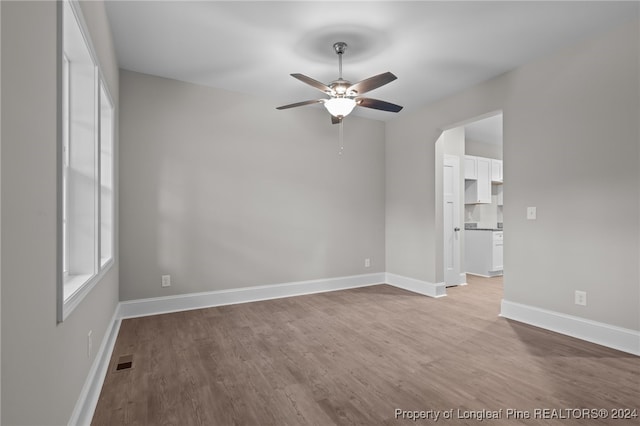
[
  {"left": 62, "top": 53, "right": 70, "bottom": 277},
  {"left": 58, "top": 0, "right": 116, "bottom": 322},
  {"left": 99, "top": 80, "right": 115, "bottom": 268},
  {"left": 63, "top": 259, "right": 113, "bottom": 319}
]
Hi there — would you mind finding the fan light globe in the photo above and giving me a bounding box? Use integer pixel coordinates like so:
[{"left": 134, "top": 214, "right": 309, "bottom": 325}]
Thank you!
[{"left": 324, "top": 98, "right": 356, "bottom": 118}]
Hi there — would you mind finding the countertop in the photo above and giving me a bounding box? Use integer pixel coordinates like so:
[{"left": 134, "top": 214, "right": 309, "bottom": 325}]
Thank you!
[{"left": 465, "top": 223, "right": 503, "bottom": 231}]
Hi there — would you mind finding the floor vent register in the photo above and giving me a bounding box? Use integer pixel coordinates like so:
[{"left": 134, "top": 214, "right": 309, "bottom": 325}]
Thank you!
[{"left": 115, "top": 354, "right": 133, "bottom": 371}]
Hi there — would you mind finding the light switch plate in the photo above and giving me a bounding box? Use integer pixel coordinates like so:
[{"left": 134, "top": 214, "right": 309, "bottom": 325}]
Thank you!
[{"left": 527, "top": 207, "right": 537, "bottom": 220}]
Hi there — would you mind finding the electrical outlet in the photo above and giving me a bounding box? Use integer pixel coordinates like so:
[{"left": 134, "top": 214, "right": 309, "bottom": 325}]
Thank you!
[
  {"left": 527, "top": 207, "right": 537, "bottom": 220},
  {"left": 575, "top": 290, "right": 587, "bottom": 306},
  {"left": 364, "top": 258, "right": 371, "bottom": 268},
  {"left": 161, "top": 275, "right": 171, "bottom": 287},
  {"left": 87, "top": 330, "right": 93, "bottom": 359}
]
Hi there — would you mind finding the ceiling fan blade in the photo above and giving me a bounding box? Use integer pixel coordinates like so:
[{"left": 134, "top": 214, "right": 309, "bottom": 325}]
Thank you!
[
  {"left": 348, "top": 72, "right": 397, "bottom": 95},
  {"left": 291, "top": 73, "right": 331, "bottom": 94},
  {"left": 276, "top": 99, "right": 324, "bottom": 110},
  {"left": 356, "top": 97, "right": 403, "bottom": 113},
  {"left": 331, "top": 115, "right": 342, "bottom": 125}
]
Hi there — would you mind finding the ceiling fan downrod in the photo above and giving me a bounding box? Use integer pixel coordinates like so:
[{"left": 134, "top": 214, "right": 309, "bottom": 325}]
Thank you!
[{"left": 333, "top": 42, "right": 347, "bottom": 79}]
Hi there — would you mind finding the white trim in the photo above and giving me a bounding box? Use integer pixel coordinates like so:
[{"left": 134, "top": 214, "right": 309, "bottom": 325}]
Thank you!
[
  {"left": 63, "top": 264, "right": 113, "bottom": 321},
  {"left": 385, "top": 273, "right": 447, "bottom": 298},
  {"left": 501, "top": 299, "right": 640, "bottom": 356},
  {"left": 119, "top": 273, "right": 387, "bottom": 319},
  {"left": 466, "top": 271, "right": 503, "bottom": 278},
  {"left": 68, "top": 307, "right": 122, "bottom": 426},
  {"left": 459, "top": 273, "right": 468, "bottom": 285}
]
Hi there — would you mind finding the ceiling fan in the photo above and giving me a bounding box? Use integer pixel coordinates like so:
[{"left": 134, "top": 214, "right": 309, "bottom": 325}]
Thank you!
[{"left": 277, "top": 42, "right": 403, "bottom": 124}]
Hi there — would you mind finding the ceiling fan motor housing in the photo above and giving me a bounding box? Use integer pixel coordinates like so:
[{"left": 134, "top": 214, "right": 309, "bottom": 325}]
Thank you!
[
  {"left": 330, "top": 79, "right": 353, "bottom": 96},
  {"left": 333, "top": 42, "right": 348, "bottom": 55}
]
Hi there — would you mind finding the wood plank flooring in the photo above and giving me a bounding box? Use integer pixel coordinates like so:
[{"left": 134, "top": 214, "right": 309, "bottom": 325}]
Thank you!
[{"left": 92, "top": 276, "right": 640, "bottom": 425}]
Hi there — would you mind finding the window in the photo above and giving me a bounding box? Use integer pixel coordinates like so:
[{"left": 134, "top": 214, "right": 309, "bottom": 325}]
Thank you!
[
  {"left": 59, "top": 0, "right": 114, "bottom": 321},
  {"left": 100, "top": 82, "right": 114, "bottom": 267}
]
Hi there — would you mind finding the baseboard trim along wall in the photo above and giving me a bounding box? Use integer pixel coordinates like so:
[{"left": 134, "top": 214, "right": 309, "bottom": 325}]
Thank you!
[
  {"left": 500, "top": 299, "right": 640, "bottom": 356},
  {"left": 119, "top": 272, "right": 387, "bottom": 319},
  {"left": 117, "top": 272, "right": 448, "bottom": 320},
  {"left": 68, "top": 309, "right": 122, "bottom": 426},
  {"left": 385, "top": 272, "right": 447, "bottom": 298},
  {"left": 459, "top": 273, "right": 468, "bottom": 285}
]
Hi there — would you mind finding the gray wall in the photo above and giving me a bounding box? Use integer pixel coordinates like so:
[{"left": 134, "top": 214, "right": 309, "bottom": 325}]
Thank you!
[
  {"left": 386, "top": 18, "right": 639, "bottom": 330},
  {"left": 1, "top": 1, "right": 119, "bottom": 424},
  {"left": 119, "top": 70, "right": 386, "bottom": 301},
  {"left": 465, "top": 139, "right": 502, "bottom": 160},
  {"left": 0, "top": 1, "right": 3, "bottom": 420}
]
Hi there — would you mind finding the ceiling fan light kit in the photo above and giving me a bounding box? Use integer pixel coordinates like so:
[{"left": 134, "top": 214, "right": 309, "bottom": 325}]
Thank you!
[
  {"left": 277, "top": 41, "right": 403, "bottom": 123},
  {"left": 324, "top": 97, "right": 356, "bottom": 117}
]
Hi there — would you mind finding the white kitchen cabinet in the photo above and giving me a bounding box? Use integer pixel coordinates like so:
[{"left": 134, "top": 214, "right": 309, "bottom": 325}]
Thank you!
[
  {"left": 495, "top": 184, "right": 503, "bottom": 206},
  {"left": 464, "top": 156, "right": 478, "bottom": 180},
  {"left": 492, "top": 231, "right": 504, "bottom": 270},
  {"left": 464, "top": 157, "right": 491, "bottom": 204},
  {"left": 491, "top": 159, "right": 503, "bottom": 183},
  {"left": 465, "top": 230, "right": 503, "bottom": 277}
]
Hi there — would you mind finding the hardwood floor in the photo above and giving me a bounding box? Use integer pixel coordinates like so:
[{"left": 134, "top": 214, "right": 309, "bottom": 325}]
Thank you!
[{"left": 92, "top": 276, "right": 640, "bottom": 425}]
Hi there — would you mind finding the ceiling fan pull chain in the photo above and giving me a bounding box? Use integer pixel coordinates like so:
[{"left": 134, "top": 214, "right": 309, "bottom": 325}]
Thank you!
[{"left": 339, "top": 119, "right": 344, "bottom": 155}]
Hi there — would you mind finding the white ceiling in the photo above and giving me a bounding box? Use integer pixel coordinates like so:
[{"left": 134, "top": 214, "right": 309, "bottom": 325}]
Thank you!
[{"left": 104, "top": 1, "right": 638, "bottom": 121}]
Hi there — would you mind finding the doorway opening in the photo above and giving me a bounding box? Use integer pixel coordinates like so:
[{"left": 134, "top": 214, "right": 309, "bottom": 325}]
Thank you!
[{"left": 436, "top": 112, "right": 503, "bottom": 290}]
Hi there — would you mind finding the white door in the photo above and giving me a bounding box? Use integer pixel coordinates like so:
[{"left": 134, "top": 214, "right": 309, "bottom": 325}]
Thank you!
[{"left": 444, "top": 155, "right": 462, "bottom": 286}]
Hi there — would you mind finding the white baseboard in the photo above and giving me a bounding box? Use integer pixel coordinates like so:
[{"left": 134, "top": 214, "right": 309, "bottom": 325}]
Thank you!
[
  {"left": 119, "top": 272, "right": 387, "bottom": 319},
  {"left": 500, "top": 299, "right": 640, "bottom": 356},
  {"left": 385, "top": 273, "right": 446, "bottom": 298},
  {"left": 459, "top": 273, "right": 468, "bottom": 285},
  {"left": 68, "top": 308, "right": 122, "bottom": 426},
  {"left": 466, "top": 272, "right": 503, "bottom": 278}
]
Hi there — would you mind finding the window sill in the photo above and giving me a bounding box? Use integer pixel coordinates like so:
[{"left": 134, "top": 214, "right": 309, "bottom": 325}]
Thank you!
[
  {"left": 61, "top": 259, "right": 114, "bottom": 322},
  {"left": 100, "top": 256, "right": 112, "bottom": 269},
  {"left": 64, "top": 274, "right": 92, "bottom": 301}
]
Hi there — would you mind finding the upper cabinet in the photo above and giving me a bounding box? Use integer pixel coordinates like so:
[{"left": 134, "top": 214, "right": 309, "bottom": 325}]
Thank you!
[
  {"left": 464, "top": 156, "right": 492, "bottom": 204},
  {"left": 491, "top": 159, "right": 503, "bottom": 183},
  {"left": 464, "top": 155, "right": 503, "bottom": 205},
  {"left": 464, "top": 156, "right": 478, "bottom": 180}
]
